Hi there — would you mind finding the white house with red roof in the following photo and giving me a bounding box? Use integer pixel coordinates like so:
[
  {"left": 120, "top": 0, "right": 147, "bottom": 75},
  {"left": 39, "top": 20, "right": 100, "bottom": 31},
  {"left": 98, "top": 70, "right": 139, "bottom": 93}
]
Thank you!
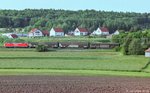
[
  {"left": 74, "top": 28, "right": 88, "bottom": 36},
  {"left": 145, "top": 48, "right": 150, "bottom": 57},
  {"left": 50, "top": 28, "right": 64, "bottom": 37},
  {"left": 92, "top": 27, "right": 109, "bottom": 36},
  {"left": 2, "top": 33, "right": 18, "bottom": 38},
  {"left": 28, "top": 28, "right": 43, "bottom": 37}
]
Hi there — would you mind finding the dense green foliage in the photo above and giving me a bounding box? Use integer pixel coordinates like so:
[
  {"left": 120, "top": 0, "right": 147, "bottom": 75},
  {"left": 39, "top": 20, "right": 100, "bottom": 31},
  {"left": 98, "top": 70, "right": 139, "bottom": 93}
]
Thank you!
[
  {"left": 36, "top": 44, "right": 48, "bottom": 52},
  {"left": 128, "top": 39, "right": 143, "bottom": 55},
  {"left": 112, "top": 29, "right": 150, "bottom": 55},
  {"left": 0, "top": 9, "right": 150, "bottom": 33},
  {"left": 121, "top": 36, "right": 132, "bottom": 55}
]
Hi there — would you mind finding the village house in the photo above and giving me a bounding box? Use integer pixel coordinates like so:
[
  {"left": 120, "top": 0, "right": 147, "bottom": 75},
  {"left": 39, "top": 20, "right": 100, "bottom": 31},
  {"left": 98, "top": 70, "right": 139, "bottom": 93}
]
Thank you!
[
  {"left": 92, "top": 27, "right": 109, "bottom": 36},
  {"left": 145, "top": 48, "right": 150, "bottom": 57},
  {"left": 42, "top": 30, "right": 49, "bottom": 37},
  {"left": 28, "top": 28, "right": 43, "bottom": 37},
  {"left": 49, "top": 28, "right": 64, "bottom": 37},
  {"left": 1, "top": 33, "right": 18, "bottom": 39},
  {"left": 16, "top": 33, "right": 28, "bottom": 37},
  {"left": 113, "top": 30, "right": 120, "bottom": 35},
  {"left": 74, "top": 28, "right": 88, "bottom": 36}
]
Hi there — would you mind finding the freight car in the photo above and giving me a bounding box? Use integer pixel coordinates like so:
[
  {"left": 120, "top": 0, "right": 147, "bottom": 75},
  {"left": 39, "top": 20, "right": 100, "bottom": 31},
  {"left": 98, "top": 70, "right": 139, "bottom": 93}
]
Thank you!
[
  {"left": 90, "top": 43, "right": 119, "bottom": 49},
  {"left": 59, "top": 42, "right": 89, "bottom": 49}
]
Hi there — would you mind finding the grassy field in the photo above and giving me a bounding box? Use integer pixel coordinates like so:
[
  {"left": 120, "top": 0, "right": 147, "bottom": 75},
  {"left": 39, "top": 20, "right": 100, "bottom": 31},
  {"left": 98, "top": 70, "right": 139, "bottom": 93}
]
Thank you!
[{"left": 0, "top": 49, "right": 149, "bottom": 76}]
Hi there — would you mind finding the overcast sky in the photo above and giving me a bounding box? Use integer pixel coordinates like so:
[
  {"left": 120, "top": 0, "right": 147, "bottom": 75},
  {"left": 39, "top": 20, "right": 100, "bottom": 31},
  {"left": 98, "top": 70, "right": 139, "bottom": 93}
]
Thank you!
[{"left": 0, "top": 0, "right": 149, "bottom": 13}]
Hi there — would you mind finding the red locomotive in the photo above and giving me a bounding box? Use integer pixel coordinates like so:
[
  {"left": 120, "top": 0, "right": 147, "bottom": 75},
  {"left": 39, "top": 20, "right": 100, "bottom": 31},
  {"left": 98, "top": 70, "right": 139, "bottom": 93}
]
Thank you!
[{"left": 4, "top": 43, "right": 29, "bottom": 48}]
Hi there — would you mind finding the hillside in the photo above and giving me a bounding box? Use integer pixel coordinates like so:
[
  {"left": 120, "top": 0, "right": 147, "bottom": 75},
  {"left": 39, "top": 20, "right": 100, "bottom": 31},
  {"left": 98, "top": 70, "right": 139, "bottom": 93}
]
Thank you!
[{"left": 0, "top": 9, "right": 150, "bottom": 33}]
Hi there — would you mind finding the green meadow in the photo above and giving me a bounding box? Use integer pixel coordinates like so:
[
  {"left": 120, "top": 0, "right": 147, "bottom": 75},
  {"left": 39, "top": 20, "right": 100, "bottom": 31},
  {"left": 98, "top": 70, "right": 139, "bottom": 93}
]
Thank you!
[{"left": 0, "top": 48, "right": 150, "bottom": 77}]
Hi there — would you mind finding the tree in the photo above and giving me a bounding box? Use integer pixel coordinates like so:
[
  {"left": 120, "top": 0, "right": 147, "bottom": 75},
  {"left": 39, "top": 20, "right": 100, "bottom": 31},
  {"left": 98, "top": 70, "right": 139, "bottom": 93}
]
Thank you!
[
  {"left": 46, "top": 21, "right": 53, "bottom": 29},
  {"left": 128, "top": 39, "right": 143, "bottom": 55},
  {"left": 34, "top": 19, "right": 47, "bottom": 28},
  {"left": 121, "top": 35, "right": 132, "bottom": 55}
]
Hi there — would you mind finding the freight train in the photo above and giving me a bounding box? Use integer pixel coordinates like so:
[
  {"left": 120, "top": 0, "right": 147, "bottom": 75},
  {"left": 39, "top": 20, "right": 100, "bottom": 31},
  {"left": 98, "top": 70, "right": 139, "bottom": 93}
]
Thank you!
[{"left": 4, "top": 42, "right": 119, "bottom": 49}]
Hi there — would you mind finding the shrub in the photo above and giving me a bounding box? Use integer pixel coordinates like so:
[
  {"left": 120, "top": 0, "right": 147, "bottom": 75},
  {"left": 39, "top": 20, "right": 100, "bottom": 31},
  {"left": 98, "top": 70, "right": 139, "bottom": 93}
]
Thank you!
[
  {"left": 36, "top": 44, "right": 48, "bottom": 52},
  {"left": 121, "top": 47, "right": 128, "bottom": 55},
  {"left": 114, "top": 46, "right": 121, "bottom": 52}
]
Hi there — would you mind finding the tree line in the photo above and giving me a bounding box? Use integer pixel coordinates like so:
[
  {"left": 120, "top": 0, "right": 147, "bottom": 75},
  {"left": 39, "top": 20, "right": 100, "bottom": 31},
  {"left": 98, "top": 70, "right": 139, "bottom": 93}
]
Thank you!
[
  {"left": 0, "top": 9, "right": 150, "bottom": 33},
  {"left": 112, "top": 29, "right": 150, "bottom": 55}
]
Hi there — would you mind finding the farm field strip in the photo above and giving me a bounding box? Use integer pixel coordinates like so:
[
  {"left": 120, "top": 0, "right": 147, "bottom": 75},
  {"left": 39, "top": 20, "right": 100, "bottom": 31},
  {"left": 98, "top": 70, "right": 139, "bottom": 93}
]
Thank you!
[
  {"left": 0, "top": 50, "right": 118, "bottom": 57},
  {"left": 0, "top": 75, "right": 150, "bottom": 93},
  {"left": 0, "top": 58, "right": 148, "bottom": 71},
  {"left": 21, "top": 37, "right": 111, "bottom": 42},
  {"left": 0, "top": 69, "right": 150, "bottom": 77}
]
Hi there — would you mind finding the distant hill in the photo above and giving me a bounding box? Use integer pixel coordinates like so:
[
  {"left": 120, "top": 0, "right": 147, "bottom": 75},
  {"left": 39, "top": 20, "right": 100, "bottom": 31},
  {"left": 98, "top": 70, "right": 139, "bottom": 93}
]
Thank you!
[{"left": 0, "top": 9, "right": 150, "bottom": 33}]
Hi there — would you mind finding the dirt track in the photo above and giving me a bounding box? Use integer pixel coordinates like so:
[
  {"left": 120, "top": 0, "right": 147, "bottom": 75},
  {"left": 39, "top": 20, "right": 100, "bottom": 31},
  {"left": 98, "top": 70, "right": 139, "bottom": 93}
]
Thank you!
[{"left": 0, "top": 76, "right": 150, "bottom": 93}]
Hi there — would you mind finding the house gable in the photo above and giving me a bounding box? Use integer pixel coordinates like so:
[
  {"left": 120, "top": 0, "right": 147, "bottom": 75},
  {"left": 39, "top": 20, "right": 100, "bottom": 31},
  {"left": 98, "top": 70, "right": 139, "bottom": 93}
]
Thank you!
[
  {"left": 28, "top": 28, "right": 43, "bottom": 37},
  {"left": 50, "top": 28, "right": 64, "bottom": 37},
  {"left": 74, "top": 28, "right": 81, "bottom": 36},
  {"left": 74, "top": 28, "right": 88, "bottom": 36},
  {"left": 94, "top": 27, "right": 109, "bottom": 35}
]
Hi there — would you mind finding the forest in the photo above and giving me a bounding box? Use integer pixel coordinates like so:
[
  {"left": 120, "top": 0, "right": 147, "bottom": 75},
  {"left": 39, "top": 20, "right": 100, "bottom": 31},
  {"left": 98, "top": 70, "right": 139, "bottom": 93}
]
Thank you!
[{"left": 0, "top": 9, "right": 150, "bottom": 33}]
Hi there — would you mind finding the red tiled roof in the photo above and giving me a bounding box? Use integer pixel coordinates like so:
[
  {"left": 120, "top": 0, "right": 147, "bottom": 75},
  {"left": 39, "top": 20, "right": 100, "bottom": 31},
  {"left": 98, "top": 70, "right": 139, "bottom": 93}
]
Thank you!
[
  {"left": 29, "top": 28, "right": 39, "bottom": 33},
  {"left": 11, "top": 34, "right": 18, "bottom": 38},
  {"left": 78, "top": 28, "right": 88, "bottom": 32},
  {"left": 100, "top": 27, "right": 109, "bottom": 32},
  {"left": 145, "top": 48, "right": 150, "bottom": 52},
  {"left": 42, "top": 30, "right": 49, "bottom": 36},
  {"left": 54, "top": 28, "right": 64, "bottom": 32}
]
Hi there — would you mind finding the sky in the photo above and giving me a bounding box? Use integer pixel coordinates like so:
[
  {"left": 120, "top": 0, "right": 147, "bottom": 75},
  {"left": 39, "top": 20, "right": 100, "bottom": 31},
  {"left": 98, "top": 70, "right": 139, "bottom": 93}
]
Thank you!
[{"left": 0, "top": 0, "right": 149, "bottom": 13}]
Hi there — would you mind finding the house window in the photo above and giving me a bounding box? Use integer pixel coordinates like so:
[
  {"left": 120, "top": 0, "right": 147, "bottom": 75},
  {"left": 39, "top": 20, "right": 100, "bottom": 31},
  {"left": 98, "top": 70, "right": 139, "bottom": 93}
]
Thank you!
[
  {"left": 76, "top": 31, "right": 79, "bottom": 33},
  {"left": 35, "top": 31, "right": 40, "bottom": 35}
]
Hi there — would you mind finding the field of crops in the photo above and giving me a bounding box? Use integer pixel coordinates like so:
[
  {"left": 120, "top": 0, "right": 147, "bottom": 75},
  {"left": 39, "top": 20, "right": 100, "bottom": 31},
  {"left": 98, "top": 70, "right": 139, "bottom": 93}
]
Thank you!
[
  {"left": 0, "top": 49, "right": 149, "bottom": 74},
  {"left": 21, "top": 37, "right": 110, "bottom": 43},
  {"left": 0, "top": 76, "right": 150, "bottom": 93}
]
